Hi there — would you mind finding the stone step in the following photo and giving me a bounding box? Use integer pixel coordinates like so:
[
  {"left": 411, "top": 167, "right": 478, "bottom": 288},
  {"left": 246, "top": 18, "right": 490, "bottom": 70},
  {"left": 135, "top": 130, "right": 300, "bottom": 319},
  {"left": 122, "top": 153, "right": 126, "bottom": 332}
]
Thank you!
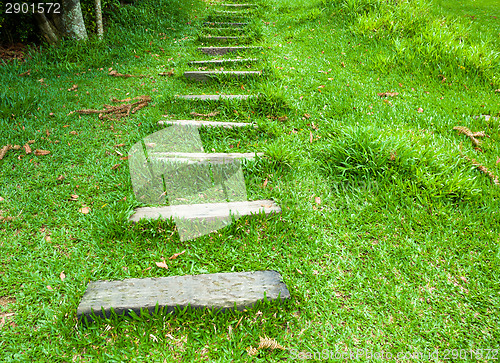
[
  {"left": 204, "top": 22, "right": 248, "bottom": 27},
  {"left": 148, "top": 151, "right": 264, "bottom": 164},
  {"left": 184, "top": 70, "right": 261, "bottom": 82},
  {"left": 213, "top": 10, "right": 252, "bottom": 15},
  {"left": 77, "top": 271, "right": 290, "bottom": 321},
  {"left": 129, "top": 199, "right": 280, "bottom": 223},
  {"left": 198, "top": 46, "right": 262, "bottom": 55},
  {"left": 176, "top": 94, "right": 254, "bottom": 101},
  {"left": 188, "top": 58, "right": 259, "bottom": 66},
  {"left": 158, "top": 120, "right": 258, "bottom": 128},
  {"left": 199, "top": 36, "right": 245, "bottom": 42}
]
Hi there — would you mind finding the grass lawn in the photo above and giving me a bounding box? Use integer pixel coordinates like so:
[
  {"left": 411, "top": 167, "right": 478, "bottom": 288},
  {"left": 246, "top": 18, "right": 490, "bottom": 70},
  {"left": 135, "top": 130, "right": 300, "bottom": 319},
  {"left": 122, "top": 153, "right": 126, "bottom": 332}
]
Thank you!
[{"left": 1, "top": 0, "right": 499, "bottom": 361}]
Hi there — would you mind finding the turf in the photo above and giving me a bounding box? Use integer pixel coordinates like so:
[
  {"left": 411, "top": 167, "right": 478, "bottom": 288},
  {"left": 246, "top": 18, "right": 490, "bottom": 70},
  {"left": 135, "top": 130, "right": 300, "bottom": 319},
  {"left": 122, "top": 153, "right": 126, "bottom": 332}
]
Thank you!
[{"left": 0, "top": 0, "right": 499, "bottom": 361}]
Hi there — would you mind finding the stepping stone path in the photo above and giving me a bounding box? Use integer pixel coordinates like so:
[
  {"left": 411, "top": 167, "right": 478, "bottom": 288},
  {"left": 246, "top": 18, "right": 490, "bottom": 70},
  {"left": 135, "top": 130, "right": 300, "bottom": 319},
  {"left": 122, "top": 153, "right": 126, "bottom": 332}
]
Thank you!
[{"left": 78, "top": 0, "right": 289, "bottom": 321}]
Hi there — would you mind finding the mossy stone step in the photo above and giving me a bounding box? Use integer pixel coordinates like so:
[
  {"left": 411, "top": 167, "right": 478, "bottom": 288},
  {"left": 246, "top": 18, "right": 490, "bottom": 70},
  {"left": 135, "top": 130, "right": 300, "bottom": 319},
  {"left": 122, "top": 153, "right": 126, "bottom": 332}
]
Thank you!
[
  {"left": 198, "top": 46, "right": 262, "bottom": 55},
  {"left": 176, "top": 94, "right": 254, "bottom": 101},
  {"left": 188, "top": 58, "right": 259, "bottom": 66},
  {"left": 219, "top": 3, "right": 257, "bottom": 7},
  {"left": 184, "top": 70, "right": 261, "bottom": 82},
  {"left": 204, "top": 22, "right": 248, "bottom": 27},
  {"left": 130, "top": 199, "right": 280, "bottom": 223},
  {"left": 158, "top": 120, "right": 258, "bottom": 128},
  {"left": 147, "top": 151, "right": 264, "bottom": 165},
  {"left": 77, "top": 270, "right": 290, "bottom": 321}
]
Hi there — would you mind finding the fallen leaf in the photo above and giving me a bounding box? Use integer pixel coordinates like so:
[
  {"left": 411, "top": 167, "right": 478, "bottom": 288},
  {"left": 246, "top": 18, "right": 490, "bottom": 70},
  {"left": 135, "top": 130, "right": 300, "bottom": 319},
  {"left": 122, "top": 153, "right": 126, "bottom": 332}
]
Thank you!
[
  {"left": 111, "top": 163, "right": 121, "bottom": 170},
  {"left": 263, "top": 178, "right": 268, "bottom": 187},
  {"left": 34, "top": 149, "right": 50, "bottom": 156},
  {"left": 296, "top": 268, "right": 303, "bottom": 275},
  {"left": 155, "top": 260, "right": 168, "bottom": 269},
  {"left": 109, "top": 70, "right": 134, "bottom": 78},
  {"left": 120, "top": 156, "right": 129, "bottom": 161},
  {"left": 341, "top": 62, "right": 345, "bottom": 67},
  {"left": 0, "top": 197, "right": 4, "bottom": 202},
  {"left": 57, "top": 175, "right": 65, "bottom": 181},
  {"left": 49, "top": 112, "right": 55, "bottom": 117},
  {"left": 69, "top": 194, "right": 79, "bottom": 201},
  {"left": 417, "top": 107, "right": 424, "bottom": 113},
  {"left": 460, "top": 276, "right": 468, "bottom": 284},
  {"left": 79, "top": 206, "right": 90, "bottom": 214},
  {"left": 69, "top": 131, "right": 78, "bottom": 135},
  {"left": 18, "top": 69, "right": 31, "bottom": 77},
  {"left": 143, "top": 266, "right": 152, "bottom": 272},
  {"left": 115, "top": 143, "right": 126, "bottom": 147},
  {"left": 28, "top": 140, "right": 35, "bottom": 144},
  {"left": 60, "top": 271, "right": 66, "bottom": 281},
  {"left": 495, "top": 89, "right": 500, "bottom": 93},
  {"left": 45, "top": 235, "right": 51, "bottom": 242},
  {"left": 11, "top": 145, "right": 21, "bottom": 150},
  {"left": 159, "top": 70, "right": 174, "bottom": 76},
  {"left": 277, "top": 116, "right": 288, "bottom": 122},
  {"left": 0, "top": 145, "right": 11, "bottom": 160},
  {"left": 45, "top": 129, "right": 50, "bottom": 137},
  {"left": 314, "top": 196, "right": 321, "bottom": 205},
  {"left": 496, "top": 158, "right": 500, "bottom": 164},
  {"left": 68, "top": 84, "right": 78, "bottom": 92},
  {"left": 23, "top": 144, "right": 32, "bottom": 154},
  {"left": 304, "top": 113, "right": 311, "bottom": 119},
  {"left": 168, "top": 250, "right": 186, "bottom": 260},
  {"left": 309, "top": 131, "right": 313, "bottom": 143},
  {"left": 47, "top": 285, "right": 53, "bottom": 290}
]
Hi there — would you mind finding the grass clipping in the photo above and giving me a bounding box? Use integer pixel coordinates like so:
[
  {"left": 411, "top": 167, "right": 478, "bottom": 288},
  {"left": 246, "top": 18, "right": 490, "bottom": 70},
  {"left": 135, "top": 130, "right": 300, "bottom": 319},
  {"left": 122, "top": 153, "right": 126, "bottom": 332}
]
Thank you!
[
  {"left": 76, "top": 95, "right": 151, "bottom": 121},
  {"left": 246, "top": 336, "right": 285, "bottom": 356}
]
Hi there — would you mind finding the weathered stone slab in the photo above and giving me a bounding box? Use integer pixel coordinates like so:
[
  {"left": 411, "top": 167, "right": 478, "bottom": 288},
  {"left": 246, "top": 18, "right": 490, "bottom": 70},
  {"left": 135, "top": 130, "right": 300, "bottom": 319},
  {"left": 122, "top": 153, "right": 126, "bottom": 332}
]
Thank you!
[
  {"left": 204, "top": 22, "right": 248, "bottom": 27},
  {"left": 129, "top": 199, "right": 281, "bottom": 223},
  {"left": 198, "top": 46, "right": 262, "bottom": 55},
  {"left": 176, "top": 94, "right": 254, "bottom": 101},
  {"left": 184, "top": 70, "right": 261, "bottom": 82},
  {"left": 158, "top": 120, "right": 257, "bottom": 128},
  {"left": 148, "top": 151, "right": 264, "bottom": 164},
  {"left": 77, "top": 270, "right": 290, "bottom": 321},
  {"left": 213, "top": 10, "right": 251, "bottom": 15},
  {"left": 188, "top": 58, "right": 259, "bottom": 65},
  {"left": 200, "top": 36, "right": 242, "bottom": 41}
]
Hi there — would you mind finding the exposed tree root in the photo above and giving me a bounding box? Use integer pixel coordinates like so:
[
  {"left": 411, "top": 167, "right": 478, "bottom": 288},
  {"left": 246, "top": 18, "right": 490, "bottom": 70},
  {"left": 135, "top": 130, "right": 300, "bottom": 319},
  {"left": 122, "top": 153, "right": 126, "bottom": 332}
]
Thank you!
[{"left": 75, "top": 95, "right": 151, "bottom": 120}]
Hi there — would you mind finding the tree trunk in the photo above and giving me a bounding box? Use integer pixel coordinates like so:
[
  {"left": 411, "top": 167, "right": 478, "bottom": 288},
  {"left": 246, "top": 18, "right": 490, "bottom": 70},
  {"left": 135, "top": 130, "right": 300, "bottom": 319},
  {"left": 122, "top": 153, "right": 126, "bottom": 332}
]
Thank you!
[
  {"left": 95, "top": 0, "right": 103, "bottom": 40},
  {"left": 34, "top": 12, "right": 61, "bottom": 44},
  {"left": 62, "top": 0, "right": 88, "bottom": 40}
]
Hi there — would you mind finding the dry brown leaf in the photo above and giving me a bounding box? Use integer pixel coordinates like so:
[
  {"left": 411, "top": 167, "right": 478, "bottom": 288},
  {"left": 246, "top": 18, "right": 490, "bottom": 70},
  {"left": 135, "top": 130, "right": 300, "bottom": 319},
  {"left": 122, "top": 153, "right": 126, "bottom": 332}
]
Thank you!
[
  {"left": 495, "top": 89, "right": 500, "bottom": 93},
  {"left": 417, "top": 107, "right": 424, "bottom": 113},
  {"left": 18, "top": 69, "right": 31, "bottom": 77},
  {"left": 296, "top": 268, "right": 303, "bottom": 275},
  {"left": 69, "top": 131, "right": 78, "bottom": 135},
  {"left": 304, "top": 113, "right": 311, "bottom": 119},
  {"left": 309, "top": 131, "right": 313, "bottom": 143},
  {"left": 23, "top": 144, "right": 32, "bottom": 154},
  {"left": 28, "top": 140, "right": 35, "bottom": 144},
  {"left": 34, "top": 149, "right": 50, "bottom": 156},
  {"left": 314, "top": 196, "right": 321, "bottom": 205},
  {"left": 45, "top": 129, "right": 50, "bottom": 137},
  {"left": 68, "top": 84, "right": 78, "bottom": 92},
  {"left": 0, "top": 145, "right": 11, "bottom": 160},
  {"left": 258, "top": 336, "right": 285, "bottom": 350},
  {"left": 79, "top": 206, "right": 90, "bottom": 214},
  {"left": 120, "top": 156, "right": 129, "bottom": 161},
  {"left": 159, "top": 70, "right": 174, "bottom": 76},
  {"left": 341, "top": 61, "right": 345, "bottom": 68},
  {"left": 115, "top": 143, "right": 126, "bottom": 147},
  {"left": 263, "top": 178, "right": 268, "bottom": 187},
  {"left": 69, "top": 194, "right": 79, "bottom": 201},
  {"left": 11, "top": 145, "right": 21, "bottom": 150},
  {"left": 47, "top": 285, "right": 53, "bottom": 290},
  {"left": 57, "top": 175, "right": 65, "bottom": 181},
  {"left": 277, "top": 116, "right": 288, "bottom": 122},
  {"left": 155, "top": 260, "right": 168, "bottom": 269},
  {"left": 168, "top": 250, "right": 186, "bottom": 260},
  {"left": 111, "top": 163, "right": 121, "bottom": 170},
  {"left": 0, "top": 197, "right": 4, "bottom": 202},
  {"left": 60, "top": 271, "right": 66, "bottom": 281}
]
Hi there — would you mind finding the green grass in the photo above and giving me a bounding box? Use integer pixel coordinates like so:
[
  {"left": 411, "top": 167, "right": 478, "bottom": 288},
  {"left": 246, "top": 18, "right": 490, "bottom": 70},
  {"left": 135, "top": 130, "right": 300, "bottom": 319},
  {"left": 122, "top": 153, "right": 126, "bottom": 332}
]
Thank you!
[{"left": 1, "top": 0, "right": 500, "bottom": 361}]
